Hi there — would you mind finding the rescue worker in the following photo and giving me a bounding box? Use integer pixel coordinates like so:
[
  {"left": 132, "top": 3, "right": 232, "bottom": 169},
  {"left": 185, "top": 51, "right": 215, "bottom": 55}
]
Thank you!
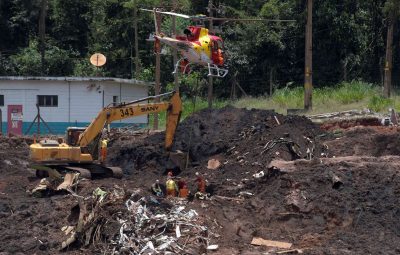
[
  {"left": 195, "top": 172, "right": 206, "bottom": 193},
  {"left": 151, "top": 180, "right": 163, "bottom": 197},
  {"left": 100, "top": 137, "right": 109, "bottom": 163},
  {"left": 178, "top": 179, "right": 189, "bottom": 198},
  {"left": 195, "top": 172, "right": 208, "bottom": 199},
  {"left": 166, "top": 172, "right": 178, "bottom": 197}
]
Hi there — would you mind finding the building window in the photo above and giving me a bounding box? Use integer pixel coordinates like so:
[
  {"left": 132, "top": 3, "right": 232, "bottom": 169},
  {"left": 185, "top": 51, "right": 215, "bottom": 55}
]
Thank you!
[
  {"left": 37, "top": 95, "right": 58, "bottom": 107},
  {"left": 113, "top": 96, "right": 119, "bottom": 106},
  {"left": 0, "top": 95, "right": 3, "bottom": 106}
]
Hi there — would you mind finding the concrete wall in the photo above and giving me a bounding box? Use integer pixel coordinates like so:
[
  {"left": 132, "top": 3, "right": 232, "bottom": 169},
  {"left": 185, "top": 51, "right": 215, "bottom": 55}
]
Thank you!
[
  {"left": 0, "top": 79, "right": 149, "bottom": 134},
  {"left": 102, "top": 81, "right": 148, "bottom": 124}
]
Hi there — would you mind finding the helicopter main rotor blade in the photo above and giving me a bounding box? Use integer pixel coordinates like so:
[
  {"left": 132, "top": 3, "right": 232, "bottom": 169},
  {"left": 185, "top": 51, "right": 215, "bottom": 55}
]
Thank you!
[
  {"left": 140, "top": 8, "right": 295, "bottom": 22},
  {"left": 140, "top": 8, "right": 191, "bottom": 19},
  {"left": 202, "top": 17, "right": 296, "bottom": 22}
]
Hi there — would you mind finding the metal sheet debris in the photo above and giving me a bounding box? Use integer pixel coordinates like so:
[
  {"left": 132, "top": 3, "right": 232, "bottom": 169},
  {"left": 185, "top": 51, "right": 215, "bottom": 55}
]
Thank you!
[{"left": 60, "top": 188, "right": 214, "bottom": 254}]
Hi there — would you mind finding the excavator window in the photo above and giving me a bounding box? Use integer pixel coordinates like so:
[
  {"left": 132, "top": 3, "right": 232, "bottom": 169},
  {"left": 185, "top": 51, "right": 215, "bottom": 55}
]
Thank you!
[{"left": 66, "top": 128, "right": 86, "bottom": 146}]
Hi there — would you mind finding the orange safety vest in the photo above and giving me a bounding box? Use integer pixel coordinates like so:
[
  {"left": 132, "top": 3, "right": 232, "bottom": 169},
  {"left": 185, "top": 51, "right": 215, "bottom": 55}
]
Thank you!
[{"left": 197, "top": 177, "right": 206, "bottom": 193}]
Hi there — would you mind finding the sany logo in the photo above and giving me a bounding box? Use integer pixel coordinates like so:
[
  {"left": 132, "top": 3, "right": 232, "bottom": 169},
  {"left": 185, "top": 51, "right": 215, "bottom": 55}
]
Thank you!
[{"left": 141, "top": 106, "right": 159, "bottom": 112}]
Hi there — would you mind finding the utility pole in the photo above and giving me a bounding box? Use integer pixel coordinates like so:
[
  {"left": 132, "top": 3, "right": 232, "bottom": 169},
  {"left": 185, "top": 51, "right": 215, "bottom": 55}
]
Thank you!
[
  {"left": 384, "top": 12, "right": 395, "bottom": 98},
  {"left": 207, "top": 0, "right": 214, "bottom": 109},
  {"left": 154, "top": 9, "right": 162, "bottom": 130},
  {"left": 39, "top": 0, "right": 47, "bottom": 75},
  {"left": 304, "top": 0, "right": 313, "bottom": 110},
  {"left": 133, "top": 0, "right": 140, "bottom": 76},
  {"left": 172, "top": 0, "right": 179, "bottom": 91}
]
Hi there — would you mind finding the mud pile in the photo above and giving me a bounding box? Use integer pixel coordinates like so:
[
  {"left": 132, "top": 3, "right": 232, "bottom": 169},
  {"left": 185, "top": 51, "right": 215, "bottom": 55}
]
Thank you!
[
  {"left": 109, "top": 106, "right": 325, "bottom": 174},
  {"left": 326, "top": 126, "right": 400, "bottom": 157}
]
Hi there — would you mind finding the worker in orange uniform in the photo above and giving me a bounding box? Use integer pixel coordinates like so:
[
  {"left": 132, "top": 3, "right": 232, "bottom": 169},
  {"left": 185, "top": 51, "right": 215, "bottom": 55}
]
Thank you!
[
  {"left": 166, "top": 172, "right": 178, "bottom": 197},
  {"left": 100, "top": 137, "right": 109, "bottom": 164},
  {"left": 195, "top": 172, "right": 208, "bottom": 199},
  {"left": 196, "top": 172, "right": 206, "bottom": 193},
  {"left": 178, "top": 179, "right": 189, "bottom": 198}
]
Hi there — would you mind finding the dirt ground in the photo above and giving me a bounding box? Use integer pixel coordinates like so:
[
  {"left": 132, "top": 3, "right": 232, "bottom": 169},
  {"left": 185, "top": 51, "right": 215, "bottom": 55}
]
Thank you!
[{"left": 1, "top": 107, "right": 400, "bottom": 254}]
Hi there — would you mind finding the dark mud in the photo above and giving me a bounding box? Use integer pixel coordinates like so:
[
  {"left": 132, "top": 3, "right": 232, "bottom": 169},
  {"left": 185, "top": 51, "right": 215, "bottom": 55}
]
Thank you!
[
  {"left": 1, "top": 108, "right": 400, "bottom": 254},
  {"left": 109, "top": 106, "right": 325, "bottom": 174}
]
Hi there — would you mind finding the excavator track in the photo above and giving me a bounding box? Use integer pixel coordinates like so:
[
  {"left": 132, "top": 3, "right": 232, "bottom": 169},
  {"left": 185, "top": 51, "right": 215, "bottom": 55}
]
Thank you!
[
  {"left": 30, "top": 164, "right": 122, "bottom": 180},
  {"left": 64, "top": 166, "right": 92, "bottom": 179},
  {"left": 107, "top": 167, "right": 123, "bottom": 179}
]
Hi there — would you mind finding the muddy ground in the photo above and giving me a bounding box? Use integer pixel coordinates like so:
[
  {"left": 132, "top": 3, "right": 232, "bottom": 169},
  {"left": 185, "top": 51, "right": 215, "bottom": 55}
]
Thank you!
[{"left": 1, "top": 107, "right": 400, "bottom": 254}]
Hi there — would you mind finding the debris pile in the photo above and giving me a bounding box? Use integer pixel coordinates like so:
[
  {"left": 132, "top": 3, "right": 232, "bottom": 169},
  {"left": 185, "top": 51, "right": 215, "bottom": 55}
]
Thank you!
[
  {"left": 110, "top": 106, "right": 326, "bottom": 173},
  {"left": 61, "top": 187, "right": 214, "bottom": 254}
]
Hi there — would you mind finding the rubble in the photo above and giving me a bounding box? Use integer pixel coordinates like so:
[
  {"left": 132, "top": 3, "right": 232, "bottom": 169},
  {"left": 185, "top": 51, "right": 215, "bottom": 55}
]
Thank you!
[{"left": 60, "top": 187, "right": 213, "bottom": 254}]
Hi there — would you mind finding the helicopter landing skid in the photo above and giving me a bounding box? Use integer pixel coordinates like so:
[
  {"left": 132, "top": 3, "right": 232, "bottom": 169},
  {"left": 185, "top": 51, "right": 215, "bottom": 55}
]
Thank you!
[
  {"left": 172, "top": 58, "right": 192, "bottom": 75},
  {"left": 207, "top": 63, "right": 228, "bottom": 78},
  {"left": 172, "top": 59, "right": 228, "bottom": 78}
]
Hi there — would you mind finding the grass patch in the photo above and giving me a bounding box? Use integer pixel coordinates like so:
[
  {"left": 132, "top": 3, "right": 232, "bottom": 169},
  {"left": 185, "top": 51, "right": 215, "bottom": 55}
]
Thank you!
[
  {"left": 368, "top": 95, "right": 394, "bottom": 112},
  {"left": 331, "top": 81, "right": 376, "bottom": 104},
  {"left": 144, "top": 81, "right": 397, "bottom": 130},
  {"left": 234, "top": 81, "right": 397, "bottom": 114}
]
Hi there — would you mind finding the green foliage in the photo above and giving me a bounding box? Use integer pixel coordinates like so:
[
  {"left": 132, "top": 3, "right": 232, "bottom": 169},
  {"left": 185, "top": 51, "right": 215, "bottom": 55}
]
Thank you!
[
  {"left": 368, "top": 95, "right": 394, "bottom": 112},
  {"left": 9, "top": 39, "right": 76, "bottom": 76},
  {"left": 73, "top": 59, "right": 102, "bottom": 77},
  {"left": 271, "top": 86, "right": 303, "bottom": 108},
  {"left": 0, "top": 0, "right": 399, "bottom": 101},
  {"left": 135, "top": 67, "right": 155, "bottom": 82},
  {"left": 331, "top": 81, "right": 376, "bottom": 104}
]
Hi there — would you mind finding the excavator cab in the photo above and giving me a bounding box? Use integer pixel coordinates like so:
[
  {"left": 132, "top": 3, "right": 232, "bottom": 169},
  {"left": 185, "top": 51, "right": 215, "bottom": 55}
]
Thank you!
[{"left": 66, "top": 127, "right": 86, "bottom": 146}]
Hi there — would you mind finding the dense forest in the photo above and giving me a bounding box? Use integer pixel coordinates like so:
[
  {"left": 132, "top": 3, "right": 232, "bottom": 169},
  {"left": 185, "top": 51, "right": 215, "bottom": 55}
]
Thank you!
[{"left": 0, "top": 0, "right": 399, "bottom": 97}]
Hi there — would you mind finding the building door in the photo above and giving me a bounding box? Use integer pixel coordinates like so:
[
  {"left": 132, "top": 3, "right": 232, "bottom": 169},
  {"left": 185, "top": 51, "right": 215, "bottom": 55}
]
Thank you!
[{"left": 7, "top": 105, "right": 23, "bottom": 135}]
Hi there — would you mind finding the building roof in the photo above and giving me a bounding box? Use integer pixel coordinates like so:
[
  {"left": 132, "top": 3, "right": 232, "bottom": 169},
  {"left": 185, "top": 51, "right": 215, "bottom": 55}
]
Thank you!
[{"left": 0, "top": 76, "right": 154, "bottom": 87}]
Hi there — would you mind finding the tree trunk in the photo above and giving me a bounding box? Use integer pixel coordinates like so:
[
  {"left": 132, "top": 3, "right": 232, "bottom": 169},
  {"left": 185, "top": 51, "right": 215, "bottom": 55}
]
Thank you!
[
  {"left": 134, "top": 1, "right": 140, "bottom": 76},
  {"left": 269, "top": 66, "right": 275, "bottom": 96},
  {"left": 39, "top": 0, "right": 47, "bottom": 75}
]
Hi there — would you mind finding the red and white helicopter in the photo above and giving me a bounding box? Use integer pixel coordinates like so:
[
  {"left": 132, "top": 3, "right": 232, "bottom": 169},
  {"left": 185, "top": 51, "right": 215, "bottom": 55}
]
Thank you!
[{"left": 141, "top": 9, "right": 294, "bottom": 78}]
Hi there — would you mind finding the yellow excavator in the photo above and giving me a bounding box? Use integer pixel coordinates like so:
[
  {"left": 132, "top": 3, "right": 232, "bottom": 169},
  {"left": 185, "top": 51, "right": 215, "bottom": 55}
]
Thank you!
[{"left": 29, "top": 91, "right": 182, "bottom": 179}]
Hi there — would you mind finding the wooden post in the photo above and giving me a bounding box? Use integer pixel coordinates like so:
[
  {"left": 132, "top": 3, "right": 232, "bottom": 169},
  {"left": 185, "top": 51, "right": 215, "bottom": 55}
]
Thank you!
[
  {"left": 208, "top": 0, "right": 214, "bottom": 109},
  {"left": 384, "top": 13, "right": 395, "bottom": 98},
  {"left": 304, "top": 0, "right": 313, "bottom": 110},
  {"left": 154, "top": 10, "right": 162, "bottom": 130},
  {"left": 134, "top": 0, "right": 140, "bottom": 75},
  {"left": 172, "top": 0, "right": 179, "bottom": 91},
  {"left": 269, "top": 67, "right": 274, "bottom": 96}
]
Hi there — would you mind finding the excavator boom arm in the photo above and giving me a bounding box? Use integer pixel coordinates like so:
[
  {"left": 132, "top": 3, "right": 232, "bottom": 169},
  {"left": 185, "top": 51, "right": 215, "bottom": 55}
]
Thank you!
[{"left": 78, "top": 92, "right": 182, "bottom": 149}]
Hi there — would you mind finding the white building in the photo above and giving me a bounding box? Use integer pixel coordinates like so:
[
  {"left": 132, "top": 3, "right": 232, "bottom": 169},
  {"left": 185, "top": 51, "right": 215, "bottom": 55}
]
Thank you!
[{"left": 0, "top": 76, "right": 152, "bottom": 134}]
